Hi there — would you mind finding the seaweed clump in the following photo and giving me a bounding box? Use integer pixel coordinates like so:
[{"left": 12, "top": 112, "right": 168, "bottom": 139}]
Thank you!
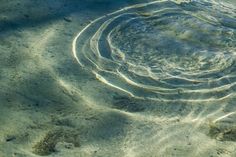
[
  {"left": 208, "top": 122, "right": 236, "bottom": 142},
  {"left": 33, "top": 128, "right": 80, "bottom": 156}
]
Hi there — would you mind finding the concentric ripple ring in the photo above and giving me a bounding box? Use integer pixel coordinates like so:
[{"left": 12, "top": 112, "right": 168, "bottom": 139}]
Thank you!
[{"left": 73, "top": 0, "right": 236, "bottom": 102}]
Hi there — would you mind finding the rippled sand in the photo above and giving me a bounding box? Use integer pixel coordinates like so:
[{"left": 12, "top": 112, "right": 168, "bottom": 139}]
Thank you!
[{"left": 1, "top": 0, "right": 236, "bottom": 157}]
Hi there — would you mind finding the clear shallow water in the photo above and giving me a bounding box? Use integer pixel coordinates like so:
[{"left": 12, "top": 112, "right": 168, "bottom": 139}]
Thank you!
[
  {"left": 71, "top": 1, "right": 236, "bottom": 155},
  {"left": 74, "top": 0, "right": 236, "bottom": 102},
  {"left": 1, "top": 0, "right": 236, "bottom": 156}
]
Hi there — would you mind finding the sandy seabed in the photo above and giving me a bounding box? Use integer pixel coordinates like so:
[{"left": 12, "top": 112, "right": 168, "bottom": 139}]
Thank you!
[{"left": 1, "top": 0, "right": 236, "bottom": 157}]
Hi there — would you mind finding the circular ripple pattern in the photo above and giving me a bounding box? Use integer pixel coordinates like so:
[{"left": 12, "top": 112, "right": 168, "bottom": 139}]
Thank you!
[{"left": 73, "top": 0, "right": 236, "bottom": 102}]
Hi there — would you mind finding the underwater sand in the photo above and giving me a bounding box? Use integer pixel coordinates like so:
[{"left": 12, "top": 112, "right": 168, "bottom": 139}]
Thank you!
[{"left": 0, "top": 0, "right": 236, "bottom": 157}]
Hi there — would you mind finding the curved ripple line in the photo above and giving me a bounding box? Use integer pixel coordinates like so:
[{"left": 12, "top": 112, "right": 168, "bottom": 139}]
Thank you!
[{"left": 72, "top": 0, "right": 236, "bottom": 102}]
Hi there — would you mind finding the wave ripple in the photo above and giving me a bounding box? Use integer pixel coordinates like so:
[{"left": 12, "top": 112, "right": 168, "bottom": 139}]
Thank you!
[{"left": 73, "top": 0, "right": 236, "bottom": 102}]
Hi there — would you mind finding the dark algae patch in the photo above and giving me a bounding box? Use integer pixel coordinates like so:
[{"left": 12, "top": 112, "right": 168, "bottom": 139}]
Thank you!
[
  {"left": 33, "top": 131, "right": 58, "bottom": 156},
  {"left": 208, "top": 122, "right": 236, "bottom": 142},
  {"left": 33, "top": 128, "right": 80, "bottom": 156}
]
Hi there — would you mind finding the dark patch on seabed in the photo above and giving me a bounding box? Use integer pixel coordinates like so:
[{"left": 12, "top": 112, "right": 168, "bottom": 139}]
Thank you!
[
  {"left": 209, "top": 124, "right": 236, "bottom": 142},
  {"left": 33, "top": 128, "right": 80, "bottom": 156},
  {"left": 112, "top": 96, "right": 146, "bottom": 112}
]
